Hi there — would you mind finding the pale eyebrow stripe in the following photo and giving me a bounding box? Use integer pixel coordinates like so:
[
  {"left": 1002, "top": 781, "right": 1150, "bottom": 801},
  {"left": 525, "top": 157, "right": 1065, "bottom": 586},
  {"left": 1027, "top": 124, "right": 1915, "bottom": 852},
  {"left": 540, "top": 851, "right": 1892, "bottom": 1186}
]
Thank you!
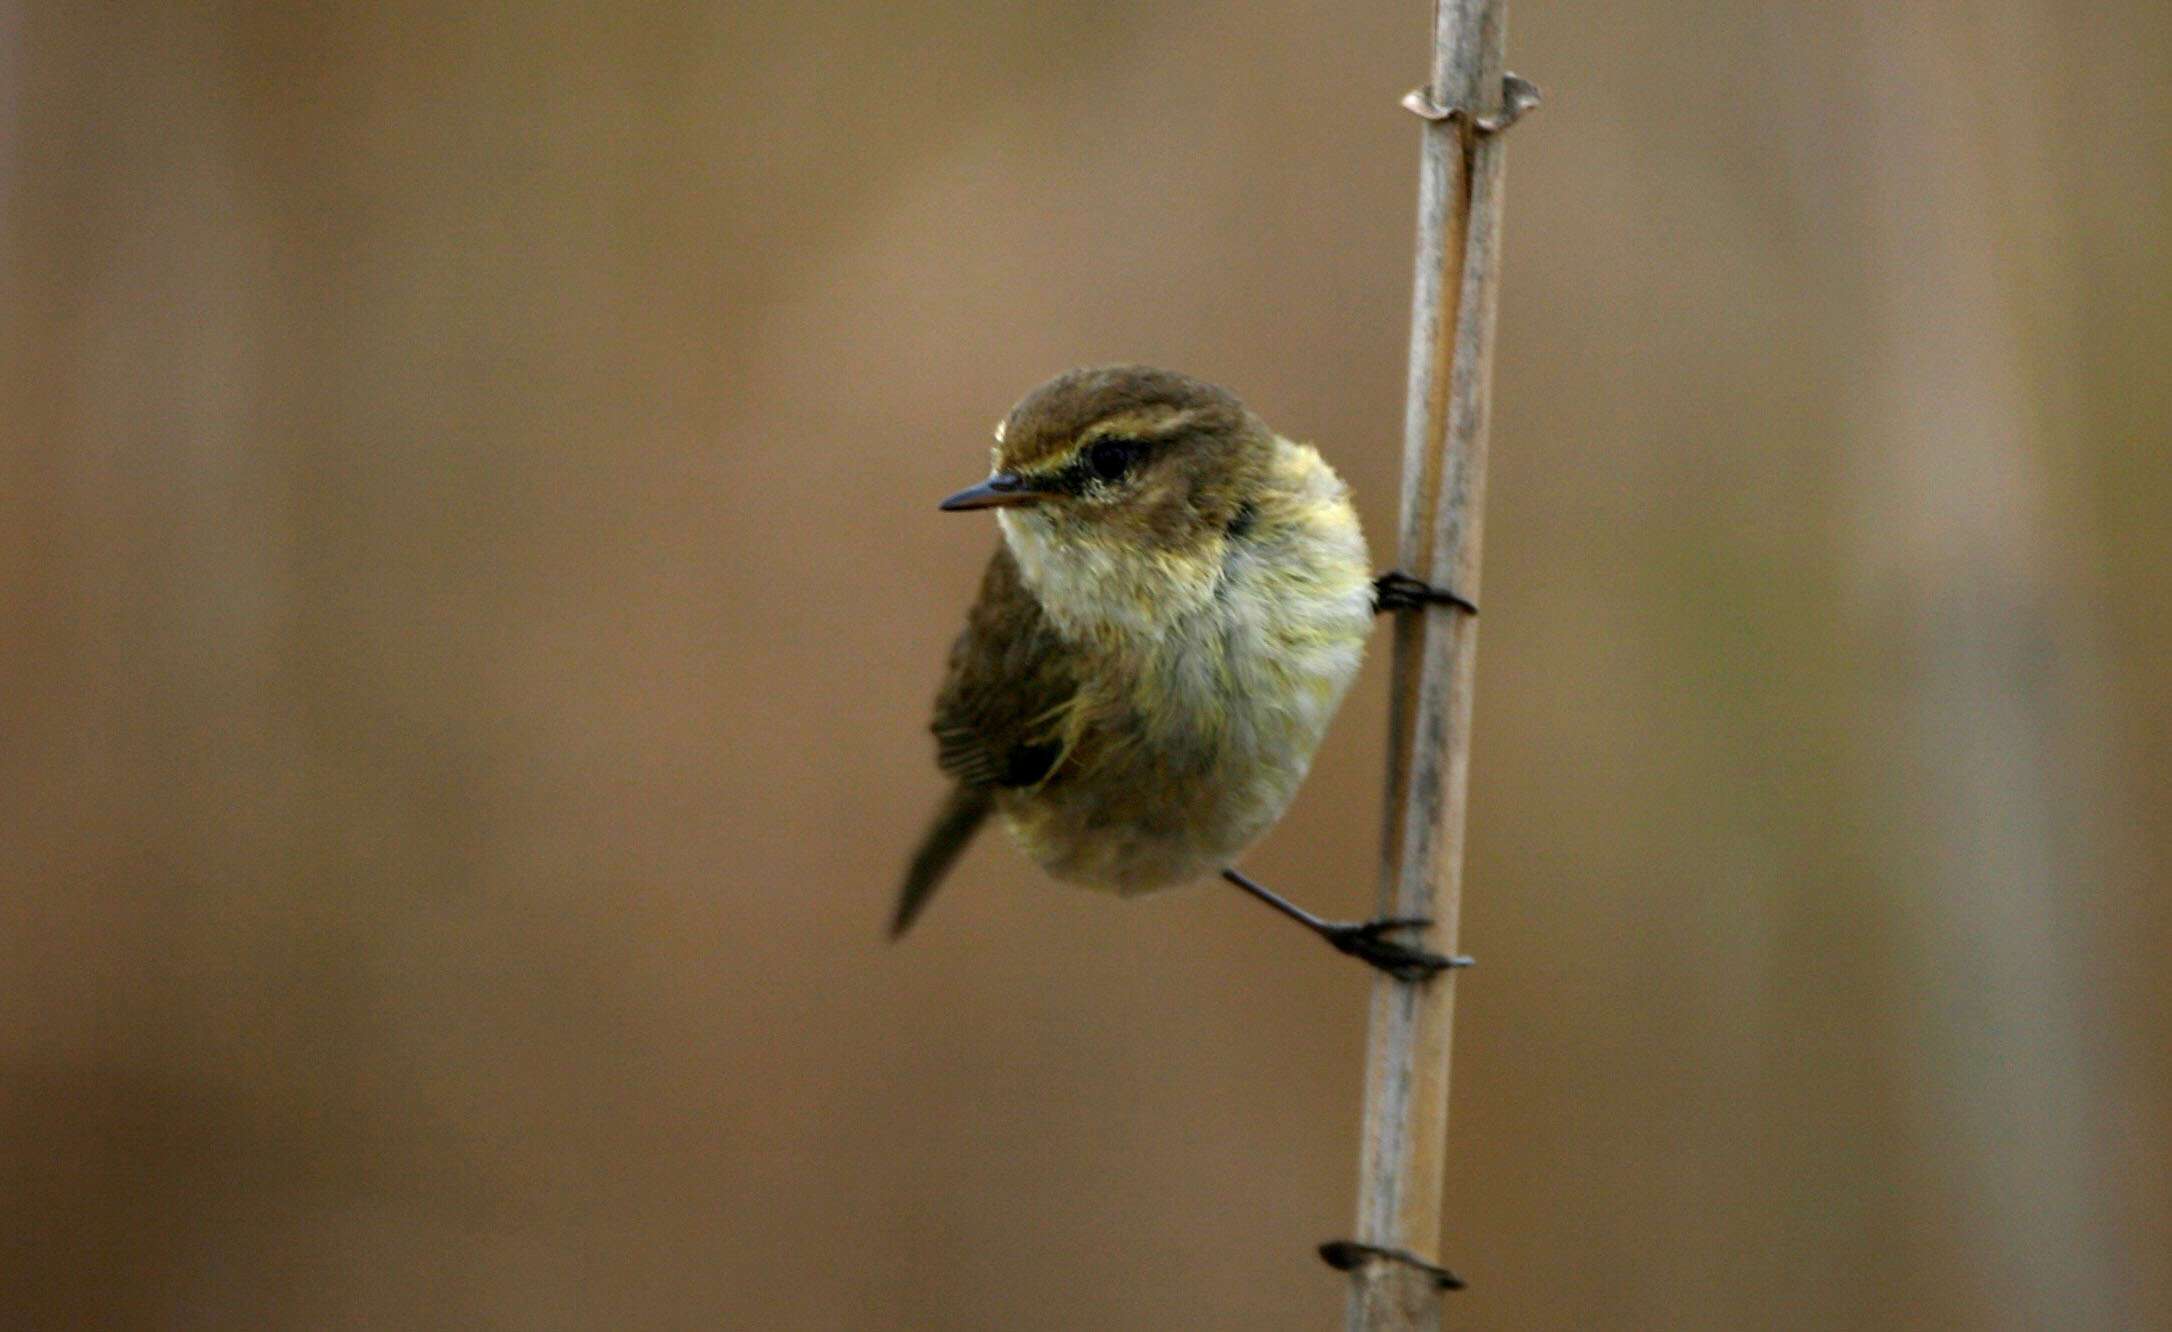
[
  {"left": 1143, "top": 407, "right": 1214, "bottom": 437},
  {"left": 1087, "top": 406, "right": 1216, "bottom": 442},
  {"left": 1021, "top": 405, "right": 1220, "bottom": 476}
]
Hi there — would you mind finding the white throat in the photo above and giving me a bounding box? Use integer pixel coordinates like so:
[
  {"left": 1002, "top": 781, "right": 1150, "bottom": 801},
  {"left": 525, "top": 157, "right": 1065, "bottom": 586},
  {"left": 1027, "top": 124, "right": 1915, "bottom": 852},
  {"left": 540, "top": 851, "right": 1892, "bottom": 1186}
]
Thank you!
[{"left": 996, "top": 508, "right": 1218, "bottom": 639}]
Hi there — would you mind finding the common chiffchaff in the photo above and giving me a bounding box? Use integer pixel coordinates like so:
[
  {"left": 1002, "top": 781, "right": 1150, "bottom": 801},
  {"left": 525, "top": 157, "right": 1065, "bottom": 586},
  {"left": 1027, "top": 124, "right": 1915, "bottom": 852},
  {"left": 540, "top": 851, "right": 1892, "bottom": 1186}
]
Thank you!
[{"left": 894, "top": 365, "right": 1468, "bottom": 979}]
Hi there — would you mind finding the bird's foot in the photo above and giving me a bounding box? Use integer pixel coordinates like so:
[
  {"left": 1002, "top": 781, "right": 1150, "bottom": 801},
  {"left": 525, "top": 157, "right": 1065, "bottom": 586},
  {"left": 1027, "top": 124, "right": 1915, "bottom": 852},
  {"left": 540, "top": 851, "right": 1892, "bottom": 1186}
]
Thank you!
[
  {"left": 1221, "top": 867, "right": 1472, "bottom": 982},
  {"left": 1373, "top": 570, "right": 1477, "bottom": 617},
  {"left": 1319, "top": 916, "right": 1471, "bottom": 983},
  {"left": 1319, "top": 1239, "right": 1466, "bottom": 1291}
]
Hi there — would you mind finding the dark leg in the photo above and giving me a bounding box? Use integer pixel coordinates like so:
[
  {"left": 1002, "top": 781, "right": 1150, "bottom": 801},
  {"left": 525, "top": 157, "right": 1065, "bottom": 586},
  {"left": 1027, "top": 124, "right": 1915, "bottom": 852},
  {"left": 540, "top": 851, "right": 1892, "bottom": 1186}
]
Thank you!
[
  {"left": 1319, "top": 1239, "right": 1466, "bottom": 1291},
  {"left": 1221, "top": 867, "right": 1472, "bottom": 982},
  {"left": 1373, "top": 570, "right": 1477, "bottom": 617}
]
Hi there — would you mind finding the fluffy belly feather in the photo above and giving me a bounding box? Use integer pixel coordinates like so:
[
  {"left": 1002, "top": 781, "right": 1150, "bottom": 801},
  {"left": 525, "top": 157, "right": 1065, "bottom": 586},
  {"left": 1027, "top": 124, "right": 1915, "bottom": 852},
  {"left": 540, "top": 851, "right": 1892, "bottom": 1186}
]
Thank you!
[{"left": 995, "top": 480, "right": 1372, "bottom": 893}]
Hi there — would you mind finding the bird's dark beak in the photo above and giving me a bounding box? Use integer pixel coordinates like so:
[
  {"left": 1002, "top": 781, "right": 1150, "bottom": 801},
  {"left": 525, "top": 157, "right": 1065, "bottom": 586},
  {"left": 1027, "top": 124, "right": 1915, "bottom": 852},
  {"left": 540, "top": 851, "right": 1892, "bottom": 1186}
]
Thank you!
[{"left": 939, "top": 472, "right": 1056, "bottom": 511}]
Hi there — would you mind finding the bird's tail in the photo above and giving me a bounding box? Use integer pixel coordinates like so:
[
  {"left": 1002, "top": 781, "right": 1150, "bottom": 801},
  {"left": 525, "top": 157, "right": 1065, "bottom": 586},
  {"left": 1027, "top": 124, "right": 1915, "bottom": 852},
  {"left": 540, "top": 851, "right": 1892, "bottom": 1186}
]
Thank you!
[{"left": 891, "top": 784, "right": 994, "bottom": 938}]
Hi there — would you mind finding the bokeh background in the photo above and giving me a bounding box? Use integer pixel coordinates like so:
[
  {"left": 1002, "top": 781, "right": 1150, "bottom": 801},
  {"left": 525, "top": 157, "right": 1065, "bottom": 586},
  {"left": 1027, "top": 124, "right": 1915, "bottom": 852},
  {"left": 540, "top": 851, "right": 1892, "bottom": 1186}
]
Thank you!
[{"left": 4, "top": 2, "right": 2168, "bottom": 1328}]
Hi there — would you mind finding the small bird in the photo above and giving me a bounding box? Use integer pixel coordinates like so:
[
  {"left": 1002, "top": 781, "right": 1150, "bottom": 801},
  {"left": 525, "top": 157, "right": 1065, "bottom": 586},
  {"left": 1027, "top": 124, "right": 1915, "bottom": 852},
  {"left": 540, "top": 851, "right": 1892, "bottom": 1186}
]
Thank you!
[{"left": 894, "top": 365, "right": 1472, "bottom": 979}]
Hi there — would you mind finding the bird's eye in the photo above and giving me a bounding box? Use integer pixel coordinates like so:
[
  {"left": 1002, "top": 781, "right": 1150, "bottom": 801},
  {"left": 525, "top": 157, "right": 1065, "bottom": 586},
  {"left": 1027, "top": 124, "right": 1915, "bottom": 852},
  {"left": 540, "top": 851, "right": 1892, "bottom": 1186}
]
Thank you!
[{"left": 1087, "top": 438, "right": 1140, "bottom": 481}]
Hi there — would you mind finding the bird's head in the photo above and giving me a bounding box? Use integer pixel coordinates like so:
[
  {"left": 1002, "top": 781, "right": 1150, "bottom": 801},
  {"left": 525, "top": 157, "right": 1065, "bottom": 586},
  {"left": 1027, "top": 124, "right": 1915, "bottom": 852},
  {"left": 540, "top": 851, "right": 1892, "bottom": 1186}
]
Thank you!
[{"left": 940, "top": 365, "right": 1272, "bottom": 554}]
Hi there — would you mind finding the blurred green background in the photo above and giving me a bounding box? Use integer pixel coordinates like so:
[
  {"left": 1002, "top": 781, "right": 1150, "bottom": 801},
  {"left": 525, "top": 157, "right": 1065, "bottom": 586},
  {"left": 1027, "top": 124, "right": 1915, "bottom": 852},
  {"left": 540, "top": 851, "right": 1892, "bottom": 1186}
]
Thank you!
[{"left": 4, "top": 2, "right": 2168, "bottom": 1328}]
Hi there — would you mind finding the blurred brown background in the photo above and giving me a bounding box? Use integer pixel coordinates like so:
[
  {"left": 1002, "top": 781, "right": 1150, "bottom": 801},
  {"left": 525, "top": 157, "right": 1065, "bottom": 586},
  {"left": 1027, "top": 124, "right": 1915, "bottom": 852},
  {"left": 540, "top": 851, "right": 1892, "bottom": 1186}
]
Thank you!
[{"left": 4, "top": 2, "right": 2168, "bottom": 1328}]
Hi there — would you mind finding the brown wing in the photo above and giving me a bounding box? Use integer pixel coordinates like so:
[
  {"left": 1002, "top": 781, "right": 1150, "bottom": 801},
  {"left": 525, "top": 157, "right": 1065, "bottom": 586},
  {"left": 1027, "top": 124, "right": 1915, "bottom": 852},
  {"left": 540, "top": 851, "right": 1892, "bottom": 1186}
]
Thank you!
[
  {"left": 931, "top": 543, "right": 1079, "bottom": 791},
  {"left": 892, "top": 545, "right": 1078, "bottom": 939}
]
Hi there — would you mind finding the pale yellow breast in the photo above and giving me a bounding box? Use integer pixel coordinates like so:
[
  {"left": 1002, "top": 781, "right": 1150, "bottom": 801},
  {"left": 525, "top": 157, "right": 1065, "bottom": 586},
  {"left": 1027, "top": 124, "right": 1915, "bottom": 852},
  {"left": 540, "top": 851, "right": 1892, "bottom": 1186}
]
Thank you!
[{"left": 994, "top": 436, "right": 1373, "bottom": 892}]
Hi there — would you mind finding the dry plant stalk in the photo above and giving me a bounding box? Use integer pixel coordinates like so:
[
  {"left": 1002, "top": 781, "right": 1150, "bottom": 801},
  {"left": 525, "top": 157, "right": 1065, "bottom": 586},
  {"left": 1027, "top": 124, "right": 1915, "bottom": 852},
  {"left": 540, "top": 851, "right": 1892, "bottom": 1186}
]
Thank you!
[{"left": 1342, "top": 1, "right": 1526, "bottom": 1326}]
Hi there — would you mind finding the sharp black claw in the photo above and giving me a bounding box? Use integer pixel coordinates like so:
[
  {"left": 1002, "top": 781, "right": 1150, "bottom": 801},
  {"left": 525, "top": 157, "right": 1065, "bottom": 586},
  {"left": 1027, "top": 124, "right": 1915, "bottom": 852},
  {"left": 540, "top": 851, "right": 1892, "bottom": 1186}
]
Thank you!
[
  {"left": 1320, "top": 1239, "right": 1466, "bottom": 1291},
  {"left": 1354, "top": 915, "right": 1432, "bottom": 935},
  {"left": 1373, "top": 570, "right": 1477, "bottom": 616},
  {"left": 1220, "top": 867, "right": 1473, "bottom": 982},
  {"left": 1322, "top": 917, "right": 1465, "bottom": 982}
]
